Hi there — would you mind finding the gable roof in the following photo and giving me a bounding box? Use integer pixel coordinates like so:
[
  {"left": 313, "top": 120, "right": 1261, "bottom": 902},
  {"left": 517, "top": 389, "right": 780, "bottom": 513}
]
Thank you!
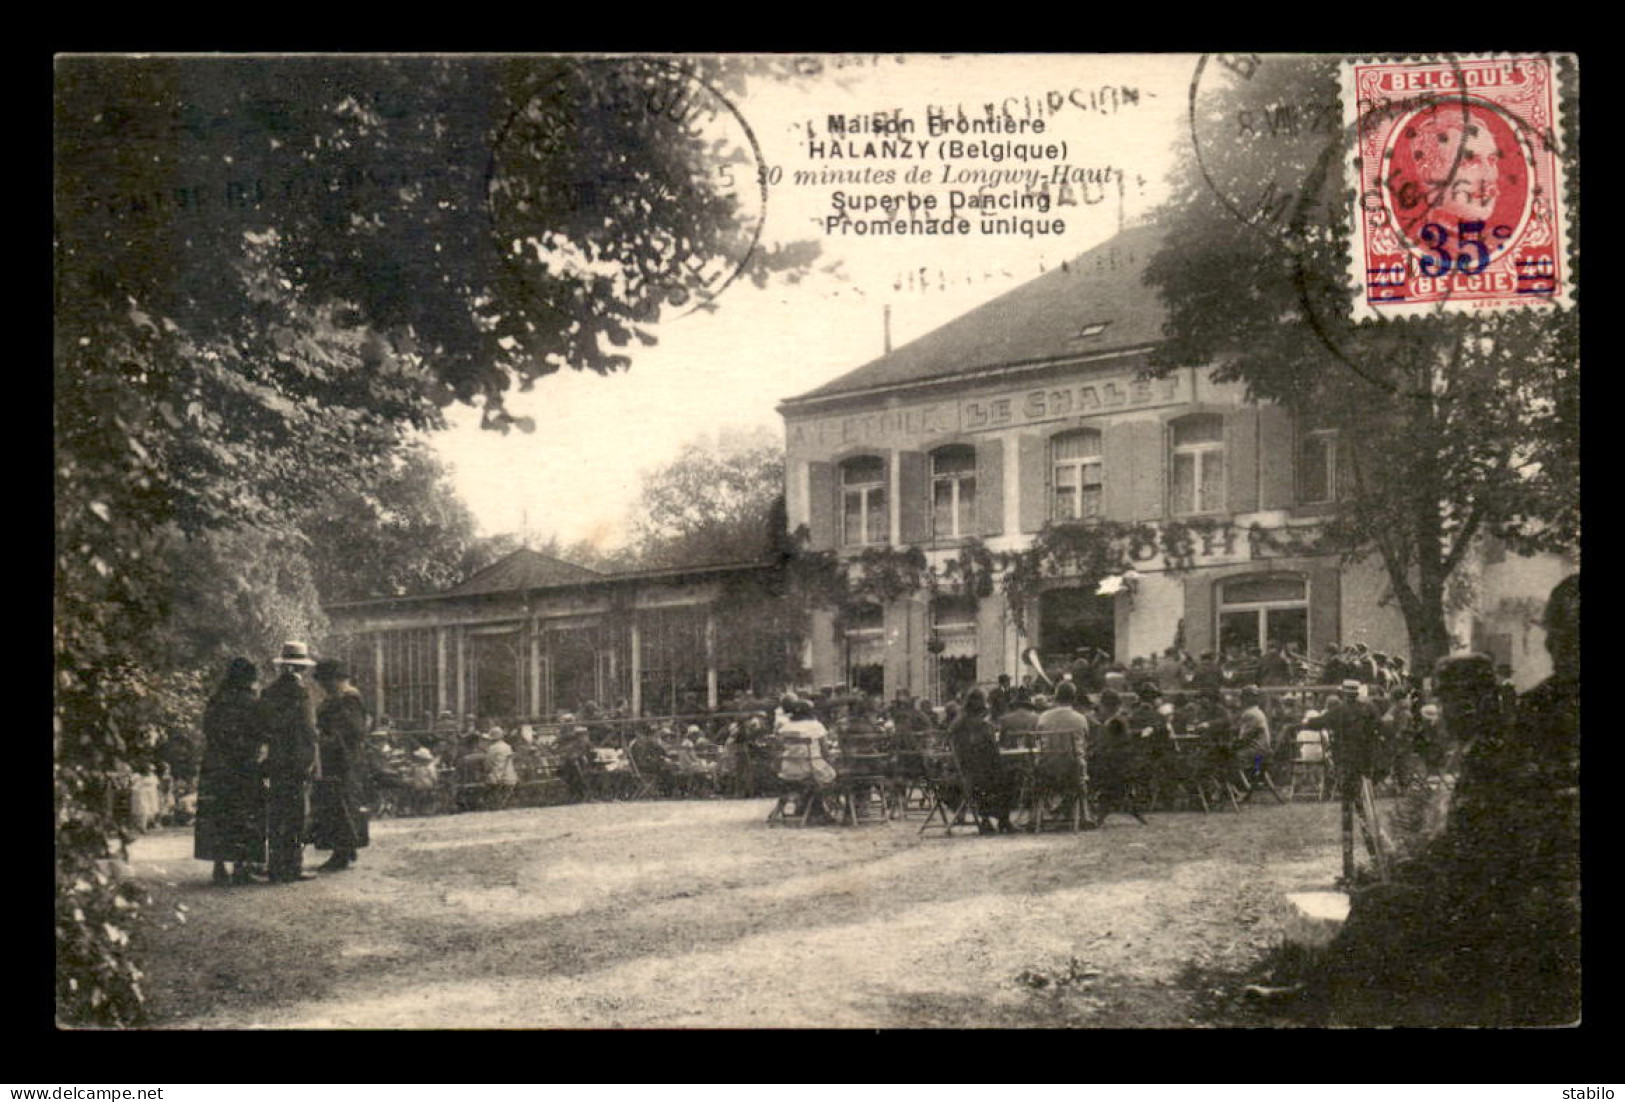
[
  {"left": 441, "top": 547, "right": 604, "bottom": 597},
  {"left": 782, "top": 222, "right": 1166, "bottom": 407}
]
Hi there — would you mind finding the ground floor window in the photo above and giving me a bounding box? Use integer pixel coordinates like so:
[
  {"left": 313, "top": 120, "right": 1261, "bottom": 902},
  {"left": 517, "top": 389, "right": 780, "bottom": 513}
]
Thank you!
[
  {"left": 929, "top": 595, "right": 979, "bottom": 703},
  {"left": 842, "top": 603, "right": 885, "bottom": 697},
  {"left": 1216, "top": 573, "right": 1309, "bottom": 661}
]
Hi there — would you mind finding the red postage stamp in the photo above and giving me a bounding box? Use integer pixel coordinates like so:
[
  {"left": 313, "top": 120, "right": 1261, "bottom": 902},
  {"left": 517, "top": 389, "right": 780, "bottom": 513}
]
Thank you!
[{"left": 1341, "top": 54, "right": 1573, "bottom": 321}]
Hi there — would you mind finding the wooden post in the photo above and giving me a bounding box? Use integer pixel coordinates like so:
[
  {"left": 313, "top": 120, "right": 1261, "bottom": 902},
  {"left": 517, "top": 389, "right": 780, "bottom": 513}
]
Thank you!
[
  {"left": 705, "top": 609, "right": 719, "bottom": 712},
  {"left": 1341, "top": 792, "right": 1356, "bottom": 883},
  {"left": 435, "top": 627, "right": 447, "bottom": 715},
  {"left": 629, "top": 616, "right": 642, "bottom": 718},
  {"left": 373, "top": 633, "right": 386, "bottom": 720},
  {"left": 455, "top": 626, "right": 466, "bottom": 720}
]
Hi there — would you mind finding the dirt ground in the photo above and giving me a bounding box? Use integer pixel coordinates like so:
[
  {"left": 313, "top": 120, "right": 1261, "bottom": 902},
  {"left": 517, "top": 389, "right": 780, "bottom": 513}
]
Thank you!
[{"left": 130, "top": 797, "right": 1348, "bottom": 1028}]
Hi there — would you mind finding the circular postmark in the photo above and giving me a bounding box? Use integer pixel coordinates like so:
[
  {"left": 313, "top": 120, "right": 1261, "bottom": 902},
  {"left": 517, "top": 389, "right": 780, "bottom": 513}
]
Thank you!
[{"left": 487, "top": 57, "right": 768, "bottom": 322}]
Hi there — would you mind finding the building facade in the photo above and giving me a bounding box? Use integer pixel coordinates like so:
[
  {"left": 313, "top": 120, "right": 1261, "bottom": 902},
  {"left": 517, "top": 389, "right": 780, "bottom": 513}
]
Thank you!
[
  {"left": 323, "top": 550, "right": 782, "bottom": 727},
  {"left": 779, "top": 226, "right": 1572, "bottom": 697}
]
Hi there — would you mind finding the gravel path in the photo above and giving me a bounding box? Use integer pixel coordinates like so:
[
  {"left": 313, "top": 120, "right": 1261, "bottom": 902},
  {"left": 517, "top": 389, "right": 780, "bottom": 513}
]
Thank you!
[{"left": 131, "top": 798, "right": 1345, "bottom": 1028}]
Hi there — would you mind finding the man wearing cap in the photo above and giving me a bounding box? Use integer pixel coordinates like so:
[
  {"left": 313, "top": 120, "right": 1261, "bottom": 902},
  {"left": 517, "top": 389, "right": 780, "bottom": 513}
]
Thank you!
[
  {"left": 261, "top": 642, "right": 320, "bottom": 883},
  {"left": 311, "top": 658, "right": 371, "bottom": 872}
]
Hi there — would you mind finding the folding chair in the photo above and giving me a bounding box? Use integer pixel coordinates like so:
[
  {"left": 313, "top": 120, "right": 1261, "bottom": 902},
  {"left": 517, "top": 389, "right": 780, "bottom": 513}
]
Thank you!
[
  {"left": 835, "top": 733, "right": 892, "bottom": 826},
  {"left": 1030, "top": 742, "right": 1089, "bottom": 833},
  {"left": 623, "top": 751, "right": 660, "bottom": 801},
  {"left": 917, "top": 749, "right": 972, "bottom": 836},
  {"left": 766, "top": 739, "right": 838, "bottom": 827},
  {"left": 888, "top": 746, "right": 934, "bottom": 820},
  {"left": 1287, "top": 728, "right": 1330, "bottom": 802}
]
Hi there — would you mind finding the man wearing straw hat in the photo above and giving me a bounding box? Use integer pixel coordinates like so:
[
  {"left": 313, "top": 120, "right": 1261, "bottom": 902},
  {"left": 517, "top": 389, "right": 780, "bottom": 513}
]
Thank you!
[{"left": 262, "top": 641, "right": 320, "bottom": 883}]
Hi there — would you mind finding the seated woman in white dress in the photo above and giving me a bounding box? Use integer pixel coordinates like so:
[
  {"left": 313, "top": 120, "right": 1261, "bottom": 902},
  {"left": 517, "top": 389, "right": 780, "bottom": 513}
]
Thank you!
[{"left": 776, "top": 699, "right": 838, "bottom": 822}]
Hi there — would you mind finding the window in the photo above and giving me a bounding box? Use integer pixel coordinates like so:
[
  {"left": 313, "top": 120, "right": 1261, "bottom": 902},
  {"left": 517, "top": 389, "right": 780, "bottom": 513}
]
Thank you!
[
  {"left": 842, "top": 603, "right": 885, "bottom": 697},
  {"left": 930, "top": 445, "right": 977, "bottom": 539},
  {"left": 929, "top": 595, "right": 979, "bottom": 703},
  {"left": 841, "top": 456, "right": 887, "bottom": 547},
  {"left": 1300, "top": 429, "right": 1339, "bottom": 504},
  {"left": 1051, "top": 429, "right": 1104, "bottom": 521},
  {"left": 380, "top": 628, "right": 436, "bottom": 726},
  {"left": 639, "top": 607, "right": 708, "bottom": 717},
  {"left": 1171, "top": 415, "right": 1226, "bottom": 515},
  {"left": 1217, "top": 573, "right": 1309, "bottom": 659}
]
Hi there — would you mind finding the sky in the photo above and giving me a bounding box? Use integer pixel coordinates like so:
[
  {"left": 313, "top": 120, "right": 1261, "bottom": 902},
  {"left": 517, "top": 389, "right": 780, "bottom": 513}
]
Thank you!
[{"left": 431, "top": 54, "right": 1199, "bottom": 552}]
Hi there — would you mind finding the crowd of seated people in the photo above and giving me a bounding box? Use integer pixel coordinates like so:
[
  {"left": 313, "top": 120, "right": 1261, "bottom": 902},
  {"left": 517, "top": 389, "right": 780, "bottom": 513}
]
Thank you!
[{"left": 323, "top": 640, "right": 1461, "bottom": 826}]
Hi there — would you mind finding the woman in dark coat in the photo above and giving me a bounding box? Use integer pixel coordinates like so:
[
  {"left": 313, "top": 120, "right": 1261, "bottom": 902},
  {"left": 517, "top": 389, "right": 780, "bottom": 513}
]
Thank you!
[
  {"left": 193, "top": 657, "right": 267, "bottom": 885},
  {"left": 947, "top": 690, "right": 1016, "bottom": 834},
  {"left": 310, "top": 659, "right": 371, "bottom": 871}
]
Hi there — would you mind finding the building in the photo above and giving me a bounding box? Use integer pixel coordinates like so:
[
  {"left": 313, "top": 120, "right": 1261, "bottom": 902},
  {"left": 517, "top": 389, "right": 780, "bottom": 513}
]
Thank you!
[
  {"left": 323, "top": 549, "right": 782, "bottom": 727},
  {"left": 778, "top": 225, "right": 1572, "bottom": 697}
]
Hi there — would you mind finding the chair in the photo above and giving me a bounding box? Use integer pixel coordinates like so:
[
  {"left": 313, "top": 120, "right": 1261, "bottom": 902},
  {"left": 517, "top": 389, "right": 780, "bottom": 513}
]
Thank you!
[
  {"left": 1030, "top": 733, "right": 1089, "bottom": 833},
  {"left": 766, "top": 737, "right": 839, "bottom": 827},
  {"left": 917, "top": 749, "right": 972, "bottom": 836},
  {"left": 835, "top": 731, "right": 892, "bottom": 826},
  {"left": 1287, "top": 727, "right": 1331, "bottom": 802}
]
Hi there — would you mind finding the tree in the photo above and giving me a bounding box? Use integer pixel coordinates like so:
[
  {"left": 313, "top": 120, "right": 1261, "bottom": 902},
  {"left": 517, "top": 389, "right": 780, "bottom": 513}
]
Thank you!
[
  {"left": 1144, "top": 54, "right": 1578, "bottom": 671},
  {"left": 54, "top": 56, "right": 815, "bottom": 1024},
  {"left": 624, "top": 426, "right": 786, "bottom": 569},
  {"left": 301, "top": 443, "right": 491, "bottom": 603}
]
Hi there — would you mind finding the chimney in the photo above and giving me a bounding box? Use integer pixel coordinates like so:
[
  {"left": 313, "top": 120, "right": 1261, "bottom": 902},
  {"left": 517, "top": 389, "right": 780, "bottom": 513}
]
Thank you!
[{"left": 883, "top": 303, "right": 892, "bottom": 354}]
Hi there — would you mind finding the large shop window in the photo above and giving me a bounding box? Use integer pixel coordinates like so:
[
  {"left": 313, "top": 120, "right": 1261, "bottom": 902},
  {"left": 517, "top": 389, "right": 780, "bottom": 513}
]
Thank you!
[
  {"left": 930, "top": 594, "right": 979, "bottom": 703},
  {"left": 380, "top": 628, "right": 436, "bottom": 727},
  {"left": 842, "top": 603, "right": 885, "bottom": 697},
  {"left": 1300, "top": 428, "right": 1340, "bottom": 504},
  {"left": 841, "top": 455, "right": 888, "bottom": 547},
  {"left": 1216, "top": 574, "right": 1309, "bottom": 661},
  {"left": 1171, "top": 414, "right": 1226, "bottom": 515},
  {"left": 1051, "top": 428, "right": 1104, "bottom": 522},
  {"left": 930, "top": 445, "right": 977, "bottom": 539}
]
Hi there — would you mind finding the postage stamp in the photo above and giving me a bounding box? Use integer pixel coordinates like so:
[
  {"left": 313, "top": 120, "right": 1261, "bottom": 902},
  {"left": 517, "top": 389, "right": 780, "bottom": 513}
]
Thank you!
[{"left": 1341, "top": 54, "right": 1573, "bottom": 321}]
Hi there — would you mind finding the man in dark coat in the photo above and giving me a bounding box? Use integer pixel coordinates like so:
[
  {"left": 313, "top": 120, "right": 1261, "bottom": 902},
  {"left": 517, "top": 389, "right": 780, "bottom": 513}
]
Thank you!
[
  {"left": 194, "top": 657, "right": 267, "bottom": 884},
  {"left": 262, "top": 641, "right": 320, "bottom": 883},
  {"left": 1327, "top": 575, "right": 1579, "bottom": 1025},
  {"left": 1324, "top": 679, "right": 1382, "bottom": 793},
  {"left": 311, "top": 658, "right": 372, "bottom": 871}
]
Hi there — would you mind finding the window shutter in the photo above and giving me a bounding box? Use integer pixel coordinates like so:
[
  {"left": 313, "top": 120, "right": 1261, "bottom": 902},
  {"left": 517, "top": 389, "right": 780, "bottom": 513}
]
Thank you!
[
  {"left": 1104, "top": 420, "right": 1164, "bottom": 520},
  {"left": 898, "top": 450, "right": 928, "bottom": 545},
  {"left": 1102, "top": 422, "right": 1132, "bottom": 520},
  {"left": 1130, "top": 420, "right": 1166, "bottom": 519},
  {"left": 1231, "top": 407, "right": 1260, "bottom": 513},
  {"left": 976, "top": 438, "right": 1004, "bottom": 537},
  {"left": 1017, "top": 434, "right": 1049, "bottom": 532},
  {"left": 806, "top": 461, "right": 836, "bottom": 550},
  {"left": 1257, "top": 403, "right": 1296, "bottom": 508}
]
